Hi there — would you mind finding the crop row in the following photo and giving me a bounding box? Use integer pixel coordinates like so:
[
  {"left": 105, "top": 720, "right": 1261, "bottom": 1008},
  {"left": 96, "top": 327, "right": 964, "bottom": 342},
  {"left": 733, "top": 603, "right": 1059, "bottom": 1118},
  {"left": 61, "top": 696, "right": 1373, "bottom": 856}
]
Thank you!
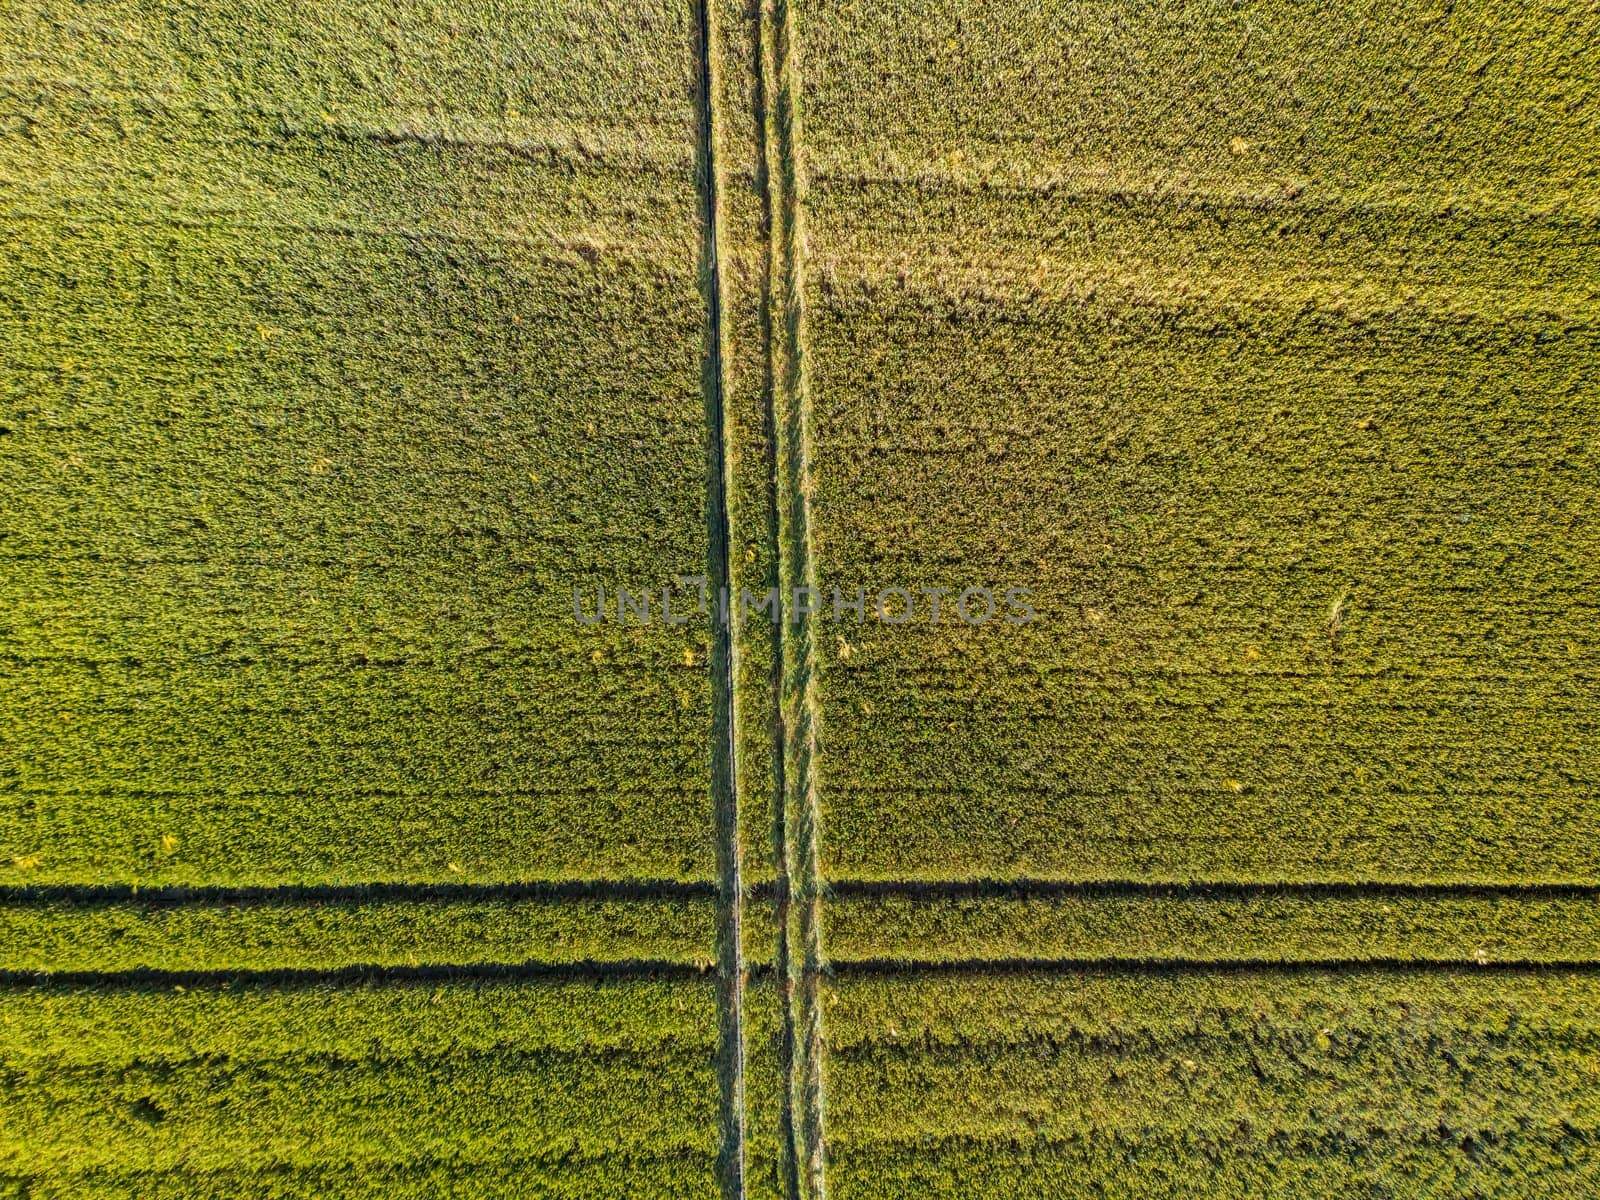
[
  {"left": 822, "top": 967, "right": 1600, "bottom": 1198},
  {"left": 8, "top": 886, "right": 1600, "bottom": 974},
  {"left": 0, "top": 976, "right": 717, "bottom": 1191}
]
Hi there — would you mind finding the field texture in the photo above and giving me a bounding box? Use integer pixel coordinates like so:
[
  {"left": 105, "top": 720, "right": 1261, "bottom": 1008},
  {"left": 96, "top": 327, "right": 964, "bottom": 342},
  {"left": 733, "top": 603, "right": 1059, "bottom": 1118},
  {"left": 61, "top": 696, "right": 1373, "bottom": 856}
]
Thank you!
[
  {"left": 3, "top": 0, "right": 1600, "bottom": 1197},
  {"left": 798, "top": 0, "right": 1600, "bottom": 883},
  {"left": 824, "top": 969, "right": 1600, "bottom": 1198},
  {"left": 0, "top": 0, "right": 716, "bottom": 886},
  {"left": 1, "top": 976, "right": 722, "bottom": 1197}
]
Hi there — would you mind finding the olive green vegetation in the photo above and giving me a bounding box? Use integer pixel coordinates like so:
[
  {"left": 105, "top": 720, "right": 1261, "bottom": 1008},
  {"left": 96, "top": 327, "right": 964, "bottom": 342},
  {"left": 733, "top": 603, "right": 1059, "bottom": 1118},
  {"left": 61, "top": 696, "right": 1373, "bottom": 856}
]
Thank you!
[
  {"left": 5, "top": 0, "right": 1600, "bottom": 1197},
  {"left": 823, "top": 888, "right": 1600, "bottom": 965},
  {"left": 742, "top": 975, "right": 798, "bottom": 1200},
  {"left": 0, "top": 1160, "right": 711, "bottom": 1200},
  {"left": 824, "top": 969, "right": 1600, "bottom": 1199},
  {"left": 713, "top": 0, "right": 784, "bottom": 887},
  {"left": 780, "top": 0, "right": 1600, "bottom": 1193},
  {"left": 0, "top": 893, "right": 718, "bottom": 973},
  {"left": 793, "top": 0, "right": 1600, "bottom": 882},
  {"left": 718, "top": 3, "right": 831, "bottom": 1194},
  {"left": 0, "top": 2, "right": 730, "bottom": 1194},
  {"left": 0, "top": 0, "right": 715, "bottom": 886},
  {"left": 15, "top": 885, "right": 1598, "bottom": 977},
  {"left": 0, "top": 977, "right": 719, "bottom": 1197}
]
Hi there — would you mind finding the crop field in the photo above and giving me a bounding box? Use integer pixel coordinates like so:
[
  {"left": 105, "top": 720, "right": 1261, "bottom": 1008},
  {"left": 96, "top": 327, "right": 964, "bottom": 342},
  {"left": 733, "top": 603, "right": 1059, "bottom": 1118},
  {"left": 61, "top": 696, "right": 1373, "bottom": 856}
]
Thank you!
[
  {"left": 823, "top": 969, "right": 1600, "bottom": 1197},
  {"left": 2, "top": 0, "right": 1598, "bottom": 1197},
  {"left": 0, "top": 0, "right": 724, "bottom": 886}
]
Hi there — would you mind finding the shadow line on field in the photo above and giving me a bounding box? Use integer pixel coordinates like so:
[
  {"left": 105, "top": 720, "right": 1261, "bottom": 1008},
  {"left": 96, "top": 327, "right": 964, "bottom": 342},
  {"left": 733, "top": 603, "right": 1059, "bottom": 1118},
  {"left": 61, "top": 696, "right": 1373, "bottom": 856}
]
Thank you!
[
  {"left": 4, "top": 877, "right": 1598, "bottom": 911},
  {"left": 0, "top": 880, "right": 718, "bottom": 909},
  {"left": 823, "top": 878, "right": 1600, "bottom": 902},
  {"left": 8, "top": 953, "right": 1598, "bottom": 994},
  {"left": 829, "top": 955, "right": 1600, "bottom": 977},
  {"left": 0, "top": 958, "right": 712, "bottom": 992}
]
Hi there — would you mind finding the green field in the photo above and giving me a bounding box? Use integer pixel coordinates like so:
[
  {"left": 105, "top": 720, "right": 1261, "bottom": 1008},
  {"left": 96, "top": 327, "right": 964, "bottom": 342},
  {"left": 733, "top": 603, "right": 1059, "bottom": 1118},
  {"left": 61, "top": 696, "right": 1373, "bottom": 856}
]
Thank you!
[
  {"left": 0, "top": 976, "right": 720, "bottom": 1197},
  {"left": 1, "top": 0, "right": 716, "bottom": 886},
  {"left": 798, "top": 0, "right": 1600, "bottom": 883},
  {"left": 3, "top": 0, "right": 1598, "bottom": 1196},
  {"left": 824, "top": 969, "right": 1600, "bottom": 1198}
]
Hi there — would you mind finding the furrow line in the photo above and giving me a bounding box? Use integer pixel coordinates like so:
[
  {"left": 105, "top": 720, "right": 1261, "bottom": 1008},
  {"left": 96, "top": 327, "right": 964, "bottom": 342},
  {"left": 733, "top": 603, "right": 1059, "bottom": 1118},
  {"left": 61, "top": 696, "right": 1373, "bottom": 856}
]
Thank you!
[
  {"left": 4, "top": 877, "right": 1597, "bottom": 911},
  {"left": 823, "top": 879, "right": 1600, "bottom": 902},
  {"left": 829, "top": 956, "right": 1600, "bottom": 978},
  {"left": 9, "top": 955, "right": 1596, "bottom": 996},
  {"left": 0, "top": 959, "right": 709, "bottom": 992}
]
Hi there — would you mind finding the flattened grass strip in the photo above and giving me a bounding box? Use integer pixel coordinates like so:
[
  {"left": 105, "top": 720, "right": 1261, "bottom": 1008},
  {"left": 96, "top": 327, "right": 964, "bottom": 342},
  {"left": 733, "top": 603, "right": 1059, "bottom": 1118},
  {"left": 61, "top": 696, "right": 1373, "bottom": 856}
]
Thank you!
[{"left": 757, "top": 0, "right": 828, "bottom": 1194}]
